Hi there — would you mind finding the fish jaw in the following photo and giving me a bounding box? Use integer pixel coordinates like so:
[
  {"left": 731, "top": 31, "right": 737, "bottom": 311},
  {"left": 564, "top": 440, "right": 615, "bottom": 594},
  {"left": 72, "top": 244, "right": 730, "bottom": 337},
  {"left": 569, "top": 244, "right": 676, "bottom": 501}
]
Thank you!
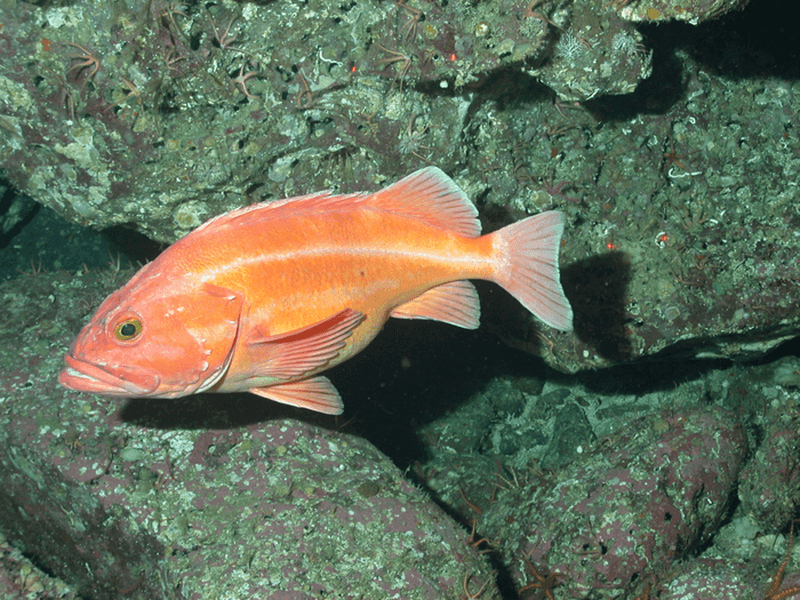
[{"left": 59, "top": 353, "right": 161, "bottom": 396}]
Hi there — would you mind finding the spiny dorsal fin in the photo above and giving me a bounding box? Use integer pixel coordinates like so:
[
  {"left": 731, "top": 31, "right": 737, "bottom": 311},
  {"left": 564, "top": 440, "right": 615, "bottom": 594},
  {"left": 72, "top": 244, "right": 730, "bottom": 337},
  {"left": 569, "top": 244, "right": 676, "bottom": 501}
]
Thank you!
[{"left": 192, "top": 190, "right": 361, "bottom": 234}]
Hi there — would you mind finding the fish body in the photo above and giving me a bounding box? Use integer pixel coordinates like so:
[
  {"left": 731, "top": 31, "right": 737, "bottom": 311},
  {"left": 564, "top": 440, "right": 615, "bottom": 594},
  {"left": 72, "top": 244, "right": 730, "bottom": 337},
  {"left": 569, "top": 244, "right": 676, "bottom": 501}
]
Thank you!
[{"left": 60, "top": 167, "right": 573, "bottom": 414}]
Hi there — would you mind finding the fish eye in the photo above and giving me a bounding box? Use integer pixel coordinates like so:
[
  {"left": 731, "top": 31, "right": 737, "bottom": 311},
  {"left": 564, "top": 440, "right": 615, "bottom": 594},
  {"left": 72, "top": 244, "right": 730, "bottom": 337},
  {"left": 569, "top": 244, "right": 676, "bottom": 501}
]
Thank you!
[{"left": 113, "top": 318, "right": 143, "bottom": 342}]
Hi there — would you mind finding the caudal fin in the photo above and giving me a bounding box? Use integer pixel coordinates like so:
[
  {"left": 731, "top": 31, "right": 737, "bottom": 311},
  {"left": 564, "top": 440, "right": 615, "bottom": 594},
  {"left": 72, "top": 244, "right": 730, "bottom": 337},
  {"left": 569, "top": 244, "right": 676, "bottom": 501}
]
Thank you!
[{"left": 491, "top": 211, "right": 573, "bottom": 331}]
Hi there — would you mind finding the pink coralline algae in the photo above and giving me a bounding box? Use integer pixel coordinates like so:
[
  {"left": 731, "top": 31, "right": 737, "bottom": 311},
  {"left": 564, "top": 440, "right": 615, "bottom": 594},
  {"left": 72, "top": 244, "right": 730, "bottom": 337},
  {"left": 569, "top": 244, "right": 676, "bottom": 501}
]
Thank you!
[{"left": 478, "top": 406, "right": 747, "bottom": 597}]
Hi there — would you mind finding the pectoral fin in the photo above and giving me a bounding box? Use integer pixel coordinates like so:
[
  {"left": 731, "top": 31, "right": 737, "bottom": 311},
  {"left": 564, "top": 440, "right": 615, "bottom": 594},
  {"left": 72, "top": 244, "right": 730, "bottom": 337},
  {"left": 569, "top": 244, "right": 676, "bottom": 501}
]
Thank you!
[
  {"left": 245, "top": 308, "right": 365, "bottom": 379},
  {"left": 249, "top": 376, "right": 343, "bottom": 415}
]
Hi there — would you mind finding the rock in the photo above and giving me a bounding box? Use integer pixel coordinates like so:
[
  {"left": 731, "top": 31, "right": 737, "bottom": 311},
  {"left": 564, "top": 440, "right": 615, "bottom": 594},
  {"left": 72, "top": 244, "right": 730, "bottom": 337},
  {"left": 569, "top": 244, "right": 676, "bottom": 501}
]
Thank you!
[{"left": 478, "top": 407, "right": 747, "bottom": 597}]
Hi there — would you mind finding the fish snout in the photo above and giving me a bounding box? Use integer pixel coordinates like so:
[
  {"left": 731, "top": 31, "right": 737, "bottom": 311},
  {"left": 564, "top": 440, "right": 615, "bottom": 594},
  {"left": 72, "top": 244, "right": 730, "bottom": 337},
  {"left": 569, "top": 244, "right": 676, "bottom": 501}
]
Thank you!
[{"left": 59, "top": 353, "right": 160, "bottom": 396}]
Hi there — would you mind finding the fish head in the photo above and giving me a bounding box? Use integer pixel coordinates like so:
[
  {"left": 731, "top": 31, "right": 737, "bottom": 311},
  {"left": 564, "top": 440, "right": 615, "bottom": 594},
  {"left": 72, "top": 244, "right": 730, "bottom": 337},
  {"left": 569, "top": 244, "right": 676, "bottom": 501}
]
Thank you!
[{"left": 60, "top": 271, "right": 244, "bottom": 399}]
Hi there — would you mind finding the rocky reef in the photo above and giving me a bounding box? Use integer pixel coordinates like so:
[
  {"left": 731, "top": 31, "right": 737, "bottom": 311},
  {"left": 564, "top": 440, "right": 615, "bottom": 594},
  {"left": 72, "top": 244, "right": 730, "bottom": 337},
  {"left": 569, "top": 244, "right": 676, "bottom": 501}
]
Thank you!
[{"left": 2, "top": 0, "right": 800, "bottom": 597}]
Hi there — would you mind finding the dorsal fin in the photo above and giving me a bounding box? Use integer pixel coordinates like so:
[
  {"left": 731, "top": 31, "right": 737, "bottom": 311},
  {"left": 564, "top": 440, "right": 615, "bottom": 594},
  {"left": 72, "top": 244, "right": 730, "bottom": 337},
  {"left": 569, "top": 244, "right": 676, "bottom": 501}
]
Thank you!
[
  {"left": 191, "top": 167, "right": 480, "bottom": 237},
  {"left": 363, "top": 167, "right": 481, "bottom": 238}
]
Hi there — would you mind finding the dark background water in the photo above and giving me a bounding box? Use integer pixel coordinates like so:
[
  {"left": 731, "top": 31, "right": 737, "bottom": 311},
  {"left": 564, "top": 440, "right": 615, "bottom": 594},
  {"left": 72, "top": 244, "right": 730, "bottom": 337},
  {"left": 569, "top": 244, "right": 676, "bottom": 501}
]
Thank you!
[{"left": 0, "top": 185, "right": 160, "bottom": 281}]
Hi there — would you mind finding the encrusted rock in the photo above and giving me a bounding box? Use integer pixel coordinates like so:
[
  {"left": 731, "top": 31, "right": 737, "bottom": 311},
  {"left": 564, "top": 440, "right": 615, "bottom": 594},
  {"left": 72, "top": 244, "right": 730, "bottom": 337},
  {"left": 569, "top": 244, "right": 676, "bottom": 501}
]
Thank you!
[{"left": 478, "top": 407, "right": 746, "bottom": 597}]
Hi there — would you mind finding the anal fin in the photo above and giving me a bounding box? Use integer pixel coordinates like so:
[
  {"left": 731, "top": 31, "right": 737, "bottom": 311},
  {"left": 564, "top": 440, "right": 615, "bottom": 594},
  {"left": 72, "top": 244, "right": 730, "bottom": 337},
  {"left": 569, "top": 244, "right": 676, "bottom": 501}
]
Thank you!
[
  {"left": 249, "top": 376, "right": 344, "bottom": 415},
  {"left": 390, "top": 280, "right": 480, "bottom": 329}
]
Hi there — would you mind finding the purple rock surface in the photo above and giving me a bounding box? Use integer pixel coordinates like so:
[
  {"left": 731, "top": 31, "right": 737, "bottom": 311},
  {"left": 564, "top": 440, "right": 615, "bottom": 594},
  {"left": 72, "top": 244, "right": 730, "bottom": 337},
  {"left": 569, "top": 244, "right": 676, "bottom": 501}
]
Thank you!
[{"left": 478, "top": 407, "right": 747, "bottom": 597}]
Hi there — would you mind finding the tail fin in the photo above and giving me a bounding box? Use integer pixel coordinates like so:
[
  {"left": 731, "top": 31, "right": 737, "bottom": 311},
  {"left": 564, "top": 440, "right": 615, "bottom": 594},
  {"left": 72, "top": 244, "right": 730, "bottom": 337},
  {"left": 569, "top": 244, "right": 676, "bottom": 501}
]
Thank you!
[{"left": 490, "top": 211, "right": 573, "bottom": 331}]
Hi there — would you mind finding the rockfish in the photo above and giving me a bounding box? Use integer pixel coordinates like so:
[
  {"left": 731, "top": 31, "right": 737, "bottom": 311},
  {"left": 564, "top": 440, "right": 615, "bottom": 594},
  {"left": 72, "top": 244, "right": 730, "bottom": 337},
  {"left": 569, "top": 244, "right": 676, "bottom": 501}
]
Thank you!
[{"left": 59, "top": 168, "right": 573, "bottom": 414}]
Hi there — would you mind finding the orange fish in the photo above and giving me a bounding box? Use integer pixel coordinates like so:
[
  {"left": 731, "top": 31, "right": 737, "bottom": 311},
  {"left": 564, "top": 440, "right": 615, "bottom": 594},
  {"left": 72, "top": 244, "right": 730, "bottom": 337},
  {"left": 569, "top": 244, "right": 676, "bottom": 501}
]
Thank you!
[{"left": 60, "top": 168, "right": 573, "bottom": 414}]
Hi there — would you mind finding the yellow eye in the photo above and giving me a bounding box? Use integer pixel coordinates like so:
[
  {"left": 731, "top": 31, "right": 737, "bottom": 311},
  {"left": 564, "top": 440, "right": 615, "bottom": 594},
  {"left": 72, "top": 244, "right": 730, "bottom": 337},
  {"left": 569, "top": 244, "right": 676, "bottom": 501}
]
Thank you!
[{"left": 114, "top": 318, "right": 143, "bottom": 341}]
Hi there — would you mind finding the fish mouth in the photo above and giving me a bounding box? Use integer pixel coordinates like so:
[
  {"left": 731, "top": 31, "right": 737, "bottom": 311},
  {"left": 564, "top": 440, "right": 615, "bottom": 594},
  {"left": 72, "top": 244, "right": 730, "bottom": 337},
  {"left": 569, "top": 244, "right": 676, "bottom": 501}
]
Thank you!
[{"left": 59, "top": 354, "right": 160, "bottom": 396}]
